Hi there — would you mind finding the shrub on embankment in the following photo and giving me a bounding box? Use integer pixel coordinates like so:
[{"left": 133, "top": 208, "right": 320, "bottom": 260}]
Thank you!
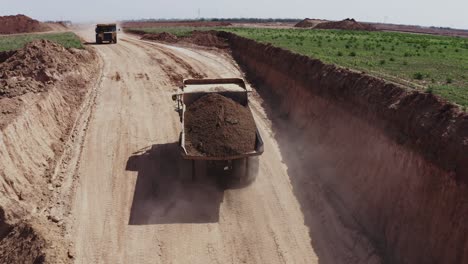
[{"left": 219, "top": 31, "right": 468, "bottom": 264}]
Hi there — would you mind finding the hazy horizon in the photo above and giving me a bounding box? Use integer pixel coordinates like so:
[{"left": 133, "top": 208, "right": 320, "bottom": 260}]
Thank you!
[{"left": 0, "top": 0, "right": 467, "bottom": 30}]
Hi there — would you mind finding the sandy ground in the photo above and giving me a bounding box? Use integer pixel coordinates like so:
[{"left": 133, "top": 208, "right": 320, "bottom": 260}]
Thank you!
[{"left": 67, "top": 28, "right": 378, "bottom": 264}]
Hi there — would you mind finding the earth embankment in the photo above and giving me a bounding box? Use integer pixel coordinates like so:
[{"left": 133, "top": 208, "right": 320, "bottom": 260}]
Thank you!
[
  {"left": 0, "top": 15, "right": 51, "bottom": 35},
  {"left": 220, "top": 31, "right": 468, "bottom": 264},
  {"left": 0, "top": 40, "right": 100, "bottom": 263}
]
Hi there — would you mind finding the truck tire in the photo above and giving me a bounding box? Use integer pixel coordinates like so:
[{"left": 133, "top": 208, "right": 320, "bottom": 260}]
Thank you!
[
  {"left": 114, "top": 38, "right": 118, "bottom": 44},
  {"left": 245, "top": 156, "right": 260, "bottom": 184},
  {"left": 228, "top": 157, "right": 259, "bottom": 188},
  {"left": 96, "top": 37, "right": 102, "bottom": 44}
]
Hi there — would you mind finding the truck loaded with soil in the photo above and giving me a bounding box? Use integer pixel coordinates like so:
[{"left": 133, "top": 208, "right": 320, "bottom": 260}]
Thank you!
[{"left": 173, "top": 78, "right": 263, "bottom": 186}]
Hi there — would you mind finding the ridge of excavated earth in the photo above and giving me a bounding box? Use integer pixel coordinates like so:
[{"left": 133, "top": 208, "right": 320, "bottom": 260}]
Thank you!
[{"left": 0, "top": 38, "right": 101, "bottom": 263}]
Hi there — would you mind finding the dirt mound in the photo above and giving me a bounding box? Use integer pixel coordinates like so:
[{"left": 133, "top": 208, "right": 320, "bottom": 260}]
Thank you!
[
  {"left": 184, "top": 31, "right": 228, "bottom": 48},
  {"left": 314, "top": 18, "right": 376, "bottom": 31},
  {"left": 294, "top": 18, "right": 327, "bottom": 28},
  {"left": 0, "top": 38, "right": 98, "bottom": 262},
  {"left": 0, "top": 14, "right": 51, "bottom": 34},
  {"left": 140, "top": 31, "right": 228, "bottom": 48},
  {"left": 0, "top": 39, "right": 81, "bottom": 98},
  {"left": 141, "top": 32, "right": 178, "bottom": 43},
  {"left": 185, "top": 93, "right": 256, "bottom": 156}
]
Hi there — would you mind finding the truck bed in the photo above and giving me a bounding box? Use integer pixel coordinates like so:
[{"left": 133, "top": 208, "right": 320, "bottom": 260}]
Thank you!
[{"left": 176, "top": 78, "right": 264, "bottom": 161}]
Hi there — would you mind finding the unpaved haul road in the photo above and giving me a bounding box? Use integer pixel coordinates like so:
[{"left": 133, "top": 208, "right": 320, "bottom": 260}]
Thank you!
[{"left": 70, "top": 29, "right": 319, "bottom": 263}]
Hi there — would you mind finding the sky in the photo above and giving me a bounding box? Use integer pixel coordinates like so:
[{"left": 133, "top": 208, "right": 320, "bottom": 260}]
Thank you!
[{"left": 0, "top": 0, "right": 467, "bottom": 29}]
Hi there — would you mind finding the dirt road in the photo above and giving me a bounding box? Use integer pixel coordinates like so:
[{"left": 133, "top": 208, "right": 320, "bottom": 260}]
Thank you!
[{"left": 68, "top": 29, "right": 375, "bottom": 264}]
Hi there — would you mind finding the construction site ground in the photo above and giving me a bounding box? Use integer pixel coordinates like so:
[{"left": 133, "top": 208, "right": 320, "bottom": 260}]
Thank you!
[{"left": 65, "top": 26, "right": 378, "bottom": 264}]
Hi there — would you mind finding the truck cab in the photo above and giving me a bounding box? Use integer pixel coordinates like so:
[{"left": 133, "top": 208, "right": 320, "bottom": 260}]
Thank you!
[{"left": 95, "top": 24, "right": 117, "bottom": 44}]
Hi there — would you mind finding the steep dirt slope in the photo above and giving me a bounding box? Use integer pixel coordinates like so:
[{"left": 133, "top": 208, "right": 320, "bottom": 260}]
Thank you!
[
  {"left": 221, "top": 31, "right": 467, "bottom": 264},
  {"left": 0, "top": 40, "right": 100, "bottom": 262}
]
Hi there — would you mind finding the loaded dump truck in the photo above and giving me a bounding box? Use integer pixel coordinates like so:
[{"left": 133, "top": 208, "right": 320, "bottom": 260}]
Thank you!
[
  {"left": 172, "top": 78, "right": 264, "bottom": 187},
  {"left": 95, "top": 24, "right": 117, "bottom": 44}
]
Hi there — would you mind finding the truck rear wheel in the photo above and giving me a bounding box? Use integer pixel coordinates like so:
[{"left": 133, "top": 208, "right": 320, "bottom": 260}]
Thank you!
[{"left": 229, "top": 157, "right": 259, "bottom": 188}]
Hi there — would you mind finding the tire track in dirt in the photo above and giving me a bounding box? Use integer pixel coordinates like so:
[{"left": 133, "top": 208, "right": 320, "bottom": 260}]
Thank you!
[{"left": 123, "top": 38, "right": 206, "bottom": 85}]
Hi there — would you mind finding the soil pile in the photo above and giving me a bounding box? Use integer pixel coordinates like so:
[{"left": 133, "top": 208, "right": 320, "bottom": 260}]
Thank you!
[
  {"left": 0, "top": 37, "right": 98, "bottom": 262},
  {"left": 185, "top": 93, "right": 256, "bottom": 156},
  {"left": 314, "top": 18, "right": 376, "bottom": 31},
  {"left": 0, "top": 39, "right": 82, "bottom": 98},
  {"left": 141, "top": 32, "right": 178, "bottom": 43},
  {"left": 140, "top": 31, "right": 228, "bottom": 48},
  {"left": 184, "top": 31, "right": 228, "bottom": 48},
  {"left": 294, "top": 18, "right": 327, "bottom": 28},
  {"left": 0, "top": 14, "right": 51, "bottom": 34}
]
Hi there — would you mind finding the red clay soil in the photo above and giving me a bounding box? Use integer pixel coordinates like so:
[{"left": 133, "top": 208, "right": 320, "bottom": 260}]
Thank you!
[
  {"left": 0, "top": 39, "right": 81, "bottom": 98},
  {"left": 0, "top": 14, "right": 51, "bottom": 34},
  {"left": 314, "top": 18, "right": 376, "bottom": 31},
  {"left": 122, "top": 21, "right": 231, "bottom": 29},
  {"left": 185, "top": 93, "right": 256, "bottom": 157},
  {"left": 141, "top": 32, "right": 178, "bottom": 43}
]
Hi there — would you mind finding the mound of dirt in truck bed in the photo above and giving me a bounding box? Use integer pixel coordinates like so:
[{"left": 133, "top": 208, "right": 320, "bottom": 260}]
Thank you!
[
  {"left": 0, "top": 14, "right": 51, "bottom": 34},
  {"left": 185, "top": 93, "right": 256, "bottom": 156},
  {"left": 141, "top": 32, "right": 178, "bottom": 43},
  {"left": 0, "top": 39, "right": 82, "bottom": 98},
  {"left": 314, "top": 18, "right": 376, "bottom": 31}
]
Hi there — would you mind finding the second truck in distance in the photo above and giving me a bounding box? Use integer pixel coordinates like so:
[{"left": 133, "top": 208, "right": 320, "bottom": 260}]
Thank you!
[{"left": 95, "top": 23, "right": 117, "bottom": 44}]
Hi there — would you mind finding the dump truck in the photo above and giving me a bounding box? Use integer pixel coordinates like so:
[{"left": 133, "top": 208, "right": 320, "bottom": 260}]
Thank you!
[
  {"left": 95, "top": 24, "right": 117, "bottom": 44},
  {"left": 172, "top": 78, "right": 264, "bottom": 187}
]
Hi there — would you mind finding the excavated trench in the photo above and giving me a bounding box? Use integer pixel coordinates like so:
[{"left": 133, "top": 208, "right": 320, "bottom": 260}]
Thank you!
[{"left": 219, "top": 32, "right": 468, "bottom": 263}]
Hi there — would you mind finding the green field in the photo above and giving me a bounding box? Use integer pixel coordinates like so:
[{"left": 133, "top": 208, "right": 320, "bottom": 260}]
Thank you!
[
  {"left": 225, "top": 28, "right": 468, "bottom": 108},
  {"left": 0, "top": 32, "right": 83, "bottom": 52},
  {"left": 129, "top": 26, "right": 468, "bottom": 108}
]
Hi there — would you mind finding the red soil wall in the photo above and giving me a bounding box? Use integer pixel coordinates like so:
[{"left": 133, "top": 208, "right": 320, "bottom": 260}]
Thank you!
[{"left": 220, "top": 31, "right": 468, "bottom": 263}]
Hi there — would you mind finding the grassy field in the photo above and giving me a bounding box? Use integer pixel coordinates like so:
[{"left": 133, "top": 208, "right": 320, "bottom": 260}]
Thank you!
[
  {"left": 0, "top": 32, "right": 83, "bottom": 52},
  {"left": 128, "top": 26, "right": 468, "bottom": 108},
  {"left": 225, "top": 28, "right": 468, "bottom": 108}
]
